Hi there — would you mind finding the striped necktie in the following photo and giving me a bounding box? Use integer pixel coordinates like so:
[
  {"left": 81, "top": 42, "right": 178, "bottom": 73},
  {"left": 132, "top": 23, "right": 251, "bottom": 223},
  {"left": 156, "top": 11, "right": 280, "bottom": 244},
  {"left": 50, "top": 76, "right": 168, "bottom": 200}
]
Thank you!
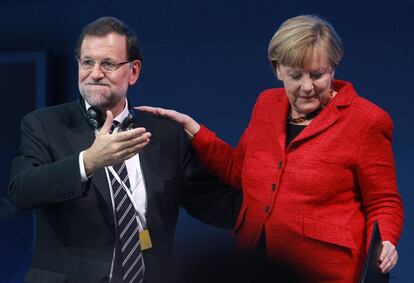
[{"left": 110, "top": 126, "right": 145, "bottom": 282}]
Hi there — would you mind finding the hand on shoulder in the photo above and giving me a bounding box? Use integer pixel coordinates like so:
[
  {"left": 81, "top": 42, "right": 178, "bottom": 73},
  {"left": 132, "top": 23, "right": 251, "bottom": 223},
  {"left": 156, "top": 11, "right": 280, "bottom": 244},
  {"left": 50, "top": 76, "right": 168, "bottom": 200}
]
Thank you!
[{"left": 136, "top": 106, "right": 200, "bottom": 138}]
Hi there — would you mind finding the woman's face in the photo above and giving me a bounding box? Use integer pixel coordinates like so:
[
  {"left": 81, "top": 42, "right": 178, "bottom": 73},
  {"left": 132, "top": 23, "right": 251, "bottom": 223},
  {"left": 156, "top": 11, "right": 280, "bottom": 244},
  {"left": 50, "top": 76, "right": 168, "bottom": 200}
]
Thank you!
[{"left": 276, "top": 50, "right": 334, "bottom": 118}]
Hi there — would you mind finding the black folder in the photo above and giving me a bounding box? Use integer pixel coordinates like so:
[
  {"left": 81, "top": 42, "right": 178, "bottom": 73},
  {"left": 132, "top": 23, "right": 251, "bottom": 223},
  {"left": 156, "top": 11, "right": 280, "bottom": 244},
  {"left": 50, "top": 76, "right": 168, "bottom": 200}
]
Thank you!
[{"left": 359, "top": 222, "right": 389, "bottom": 283}]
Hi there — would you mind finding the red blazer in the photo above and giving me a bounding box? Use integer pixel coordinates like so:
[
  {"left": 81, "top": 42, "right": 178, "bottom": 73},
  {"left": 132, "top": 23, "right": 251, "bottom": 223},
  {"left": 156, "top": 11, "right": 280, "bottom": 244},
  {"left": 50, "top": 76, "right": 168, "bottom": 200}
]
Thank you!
[{"left": 192, "top": 80, "right": 403, "bottom": 282}]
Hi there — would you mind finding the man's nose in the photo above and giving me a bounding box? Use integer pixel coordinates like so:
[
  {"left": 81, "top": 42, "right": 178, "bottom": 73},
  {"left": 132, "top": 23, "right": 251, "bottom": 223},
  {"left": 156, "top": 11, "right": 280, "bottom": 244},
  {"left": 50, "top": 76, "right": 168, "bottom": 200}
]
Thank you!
[{"left": 90, "top": 63, "right": 105, "bottom": 80}]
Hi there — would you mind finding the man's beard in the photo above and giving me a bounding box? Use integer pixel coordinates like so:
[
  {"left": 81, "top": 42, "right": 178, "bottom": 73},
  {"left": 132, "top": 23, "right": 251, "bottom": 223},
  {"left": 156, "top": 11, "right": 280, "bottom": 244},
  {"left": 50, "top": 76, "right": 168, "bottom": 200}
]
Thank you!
[{"left": 80, "top": 88, "right": 121, "bottom": 111}]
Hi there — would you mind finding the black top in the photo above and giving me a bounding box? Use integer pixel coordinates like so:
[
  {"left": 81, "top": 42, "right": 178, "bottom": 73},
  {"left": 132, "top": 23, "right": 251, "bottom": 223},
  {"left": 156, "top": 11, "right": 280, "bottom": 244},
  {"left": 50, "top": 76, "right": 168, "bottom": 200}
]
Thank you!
[{"left": 286, "top": 122, "right": 306, "bottom": 146}]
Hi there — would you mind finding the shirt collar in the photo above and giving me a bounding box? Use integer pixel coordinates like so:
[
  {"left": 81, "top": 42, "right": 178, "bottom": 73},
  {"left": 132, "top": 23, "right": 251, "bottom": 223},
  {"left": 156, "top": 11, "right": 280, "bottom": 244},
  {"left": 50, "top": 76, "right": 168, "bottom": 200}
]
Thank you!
[{"left": 84, "top": 99, "right": 130, "bottom": 124}]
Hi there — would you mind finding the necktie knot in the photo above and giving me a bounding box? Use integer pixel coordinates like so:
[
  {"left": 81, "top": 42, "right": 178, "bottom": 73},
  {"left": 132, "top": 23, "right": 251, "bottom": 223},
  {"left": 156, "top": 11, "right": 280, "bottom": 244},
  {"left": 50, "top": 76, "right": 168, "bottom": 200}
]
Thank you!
[{"left": 110, "top": 120, "right": 120, "bottom": 134}]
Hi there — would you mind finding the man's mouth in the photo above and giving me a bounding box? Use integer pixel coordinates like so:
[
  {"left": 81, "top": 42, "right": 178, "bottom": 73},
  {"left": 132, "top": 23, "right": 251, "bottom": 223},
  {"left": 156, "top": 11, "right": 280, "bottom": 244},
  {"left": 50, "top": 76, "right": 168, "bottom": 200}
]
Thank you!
[{"left": 86, "top": 83, "right": 109, "bottom": 86}]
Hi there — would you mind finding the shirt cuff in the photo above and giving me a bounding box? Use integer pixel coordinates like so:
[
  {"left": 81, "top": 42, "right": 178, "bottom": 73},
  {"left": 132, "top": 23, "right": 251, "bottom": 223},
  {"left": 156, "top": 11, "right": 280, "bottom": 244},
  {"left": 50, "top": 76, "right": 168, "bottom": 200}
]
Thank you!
[{"left": 79, "top": 151, "right": 90, "bottom": 182}]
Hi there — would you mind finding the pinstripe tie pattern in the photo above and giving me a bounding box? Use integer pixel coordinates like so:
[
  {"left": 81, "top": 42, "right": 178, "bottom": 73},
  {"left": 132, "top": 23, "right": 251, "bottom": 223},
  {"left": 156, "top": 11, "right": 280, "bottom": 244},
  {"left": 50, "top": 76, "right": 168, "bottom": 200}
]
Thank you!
[{"left": 110, "top": 161, "right": 144, "bottom": 283}]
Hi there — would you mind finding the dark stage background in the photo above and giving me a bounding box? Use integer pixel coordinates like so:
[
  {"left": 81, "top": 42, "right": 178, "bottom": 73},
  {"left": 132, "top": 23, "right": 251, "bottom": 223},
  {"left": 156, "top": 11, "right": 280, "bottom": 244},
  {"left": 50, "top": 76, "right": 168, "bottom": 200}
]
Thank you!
[{"left": 0, "top": 1, "right": 413, "bottom": 282}]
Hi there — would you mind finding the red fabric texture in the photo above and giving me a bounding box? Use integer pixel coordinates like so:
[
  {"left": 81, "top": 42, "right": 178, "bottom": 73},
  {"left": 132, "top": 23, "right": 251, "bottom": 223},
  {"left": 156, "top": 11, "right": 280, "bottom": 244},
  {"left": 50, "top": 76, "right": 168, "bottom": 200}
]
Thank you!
[{"left": 191, "top": 80, "right": 403, "bottom": 282}]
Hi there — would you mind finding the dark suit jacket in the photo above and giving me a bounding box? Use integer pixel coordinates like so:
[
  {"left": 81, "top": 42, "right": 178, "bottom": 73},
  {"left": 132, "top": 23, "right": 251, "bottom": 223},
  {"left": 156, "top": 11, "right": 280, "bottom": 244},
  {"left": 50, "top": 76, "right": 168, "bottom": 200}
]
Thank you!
[{"left": 8, "top": 100, "right": 242, "bottom": 283}]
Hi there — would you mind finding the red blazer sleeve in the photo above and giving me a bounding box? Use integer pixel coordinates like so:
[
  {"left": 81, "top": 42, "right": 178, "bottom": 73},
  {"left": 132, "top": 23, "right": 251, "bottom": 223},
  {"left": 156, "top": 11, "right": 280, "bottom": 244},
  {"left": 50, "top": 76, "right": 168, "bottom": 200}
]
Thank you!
[
  {"left": 356, "top": 111, "right": 403, "bottom": 245},
  {"left": 191, "top": 125, "right": 247, "bottom": 190}
]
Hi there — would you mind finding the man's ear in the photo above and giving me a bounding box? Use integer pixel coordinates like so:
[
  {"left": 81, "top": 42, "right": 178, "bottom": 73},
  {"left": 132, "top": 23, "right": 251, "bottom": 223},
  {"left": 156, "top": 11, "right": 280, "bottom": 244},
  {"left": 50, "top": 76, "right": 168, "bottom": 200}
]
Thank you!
[{"left": 129, "top": 60, "right": 141, "bottom": 85}]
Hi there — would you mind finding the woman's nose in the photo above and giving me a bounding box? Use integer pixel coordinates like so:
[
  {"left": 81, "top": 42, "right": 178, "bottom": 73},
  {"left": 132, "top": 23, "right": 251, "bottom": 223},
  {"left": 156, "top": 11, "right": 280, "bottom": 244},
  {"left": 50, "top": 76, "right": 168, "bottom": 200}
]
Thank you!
[{"left": 301, "top": 76, "right": 314, "bottom": 93}]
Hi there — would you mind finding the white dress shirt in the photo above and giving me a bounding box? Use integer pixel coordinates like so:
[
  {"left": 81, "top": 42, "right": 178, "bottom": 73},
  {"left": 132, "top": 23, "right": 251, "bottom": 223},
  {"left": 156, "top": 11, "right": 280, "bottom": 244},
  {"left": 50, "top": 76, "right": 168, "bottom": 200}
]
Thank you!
[{"left": 78, "top": 99, "right": 148, "bottom": 226}]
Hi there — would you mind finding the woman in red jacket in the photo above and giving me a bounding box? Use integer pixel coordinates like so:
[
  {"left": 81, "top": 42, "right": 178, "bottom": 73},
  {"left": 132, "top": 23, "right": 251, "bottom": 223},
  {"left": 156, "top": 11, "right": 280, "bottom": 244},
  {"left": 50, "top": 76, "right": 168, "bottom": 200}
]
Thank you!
[{"left": 138, "top": 15, "right": 403, "bottom": 282}]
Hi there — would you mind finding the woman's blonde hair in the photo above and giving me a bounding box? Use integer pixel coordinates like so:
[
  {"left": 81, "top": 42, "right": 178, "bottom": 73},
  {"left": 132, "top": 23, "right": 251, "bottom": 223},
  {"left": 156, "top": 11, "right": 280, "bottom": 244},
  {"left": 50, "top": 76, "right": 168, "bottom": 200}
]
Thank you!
[{"left": 268, "top": 15, "right": 343, "bottom": 73}]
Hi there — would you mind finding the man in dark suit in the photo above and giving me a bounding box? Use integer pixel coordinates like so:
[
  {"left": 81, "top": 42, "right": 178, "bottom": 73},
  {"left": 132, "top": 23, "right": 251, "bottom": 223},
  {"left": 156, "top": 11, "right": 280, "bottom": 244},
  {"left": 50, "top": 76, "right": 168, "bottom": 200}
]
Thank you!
[{"left": 8, "top": 16, "right": 241, "bottom": 283}]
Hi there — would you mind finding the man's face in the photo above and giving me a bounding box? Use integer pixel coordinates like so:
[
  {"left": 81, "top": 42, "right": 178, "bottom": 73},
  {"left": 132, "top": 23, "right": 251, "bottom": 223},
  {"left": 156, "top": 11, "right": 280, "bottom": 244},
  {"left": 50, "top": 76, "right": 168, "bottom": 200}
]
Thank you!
[{"left": 78, "top": 32, "right": 140, "bottom": 113}]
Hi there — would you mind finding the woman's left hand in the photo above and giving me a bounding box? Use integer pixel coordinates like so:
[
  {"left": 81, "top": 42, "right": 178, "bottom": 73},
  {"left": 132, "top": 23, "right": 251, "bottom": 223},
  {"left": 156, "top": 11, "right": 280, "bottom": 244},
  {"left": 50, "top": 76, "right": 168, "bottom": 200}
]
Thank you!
[
  {"left": 379, "top": 241, "right": 398, "bottom": 273},
  {"left": 135, "top": 106, "right": 201, "bottom": 138}
]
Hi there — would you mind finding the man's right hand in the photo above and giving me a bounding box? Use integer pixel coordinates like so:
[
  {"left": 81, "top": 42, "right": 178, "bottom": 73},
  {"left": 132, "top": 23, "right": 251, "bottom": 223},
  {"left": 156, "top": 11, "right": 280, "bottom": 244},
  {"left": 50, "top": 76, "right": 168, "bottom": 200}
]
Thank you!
[{"left": 83, "top": 111, "right": 151, "bottom": 175}]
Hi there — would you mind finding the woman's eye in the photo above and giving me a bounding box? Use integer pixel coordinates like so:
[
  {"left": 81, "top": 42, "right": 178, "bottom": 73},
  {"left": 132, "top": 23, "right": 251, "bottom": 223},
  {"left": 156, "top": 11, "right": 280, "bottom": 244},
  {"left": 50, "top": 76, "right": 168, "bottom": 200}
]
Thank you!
[
  {"left": 311, "top": 73, "right": 322, "bottom": 80},
  {"left": 290, "top": 74, "right": 301, "bottom": 80}
]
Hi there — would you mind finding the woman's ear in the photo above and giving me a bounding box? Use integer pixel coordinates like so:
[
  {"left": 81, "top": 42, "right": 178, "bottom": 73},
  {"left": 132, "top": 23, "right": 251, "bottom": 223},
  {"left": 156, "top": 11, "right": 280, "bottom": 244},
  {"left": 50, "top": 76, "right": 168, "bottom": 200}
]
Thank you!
[{"left": 275, "top": 63, "right": 282, "bottom": 80}]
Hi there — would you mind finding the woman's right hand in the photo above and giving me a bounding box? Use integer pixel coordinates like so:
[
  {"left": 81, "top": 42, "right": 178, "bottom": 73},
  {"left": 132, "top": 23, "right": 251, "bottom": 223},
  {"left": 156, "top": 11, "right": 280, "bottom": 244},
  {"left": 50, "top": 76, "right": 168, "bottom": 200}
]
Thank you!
[{"left": 135, "top": 106, "right": 201, "bottom": 138}]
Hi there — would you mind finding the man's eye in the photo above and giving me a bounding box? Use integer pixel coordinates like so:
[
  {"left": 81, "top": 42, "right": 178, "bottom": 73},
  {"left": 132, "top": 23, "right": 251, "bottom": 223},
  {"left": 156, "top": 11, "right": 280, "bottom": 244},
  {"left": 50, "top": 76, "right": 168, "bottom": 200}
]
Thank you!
[
  {"left": 82, "top": 59, "right": 95, "bottom": 67},
  {"left": 101, "top": 61, "right": 116, "bottom": 69}
]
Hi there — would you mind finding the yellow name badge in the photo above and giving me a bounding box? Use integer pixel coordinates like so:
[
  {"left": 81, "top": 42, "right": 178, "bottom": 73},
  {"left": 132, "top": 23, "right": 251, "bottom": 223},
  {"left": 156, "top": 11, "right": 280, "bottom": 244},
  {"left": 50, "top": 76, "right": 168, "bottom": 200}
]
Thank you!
[{"left": 139, "top": 229, "right": 153, "bottom": 251}]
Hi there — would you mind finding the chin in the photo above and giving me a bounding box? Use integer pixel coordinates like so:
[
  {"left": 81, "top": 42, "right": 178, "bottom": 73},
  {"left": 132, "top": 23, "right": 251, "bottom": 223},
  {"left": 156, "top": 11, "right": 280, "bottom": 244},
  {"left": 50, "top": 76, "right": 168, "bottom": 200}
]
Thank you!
[
  {"left": 297, "top": 104, "right": 321, "bottom": 115},
  {"left": 83, "top": 97, "right": 111, "bottom": 110}
]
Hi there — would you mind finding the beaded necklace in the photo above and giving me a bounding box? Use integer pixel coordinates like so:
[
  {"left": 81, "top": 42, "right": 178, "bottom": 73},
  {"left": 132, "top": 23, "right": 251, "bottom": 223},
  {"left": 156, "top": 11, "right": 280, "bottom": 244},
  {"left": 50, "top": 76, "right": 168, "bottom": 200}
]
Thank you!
[{"left": 288, "top": 91, "right": 334, "bottom": 124}]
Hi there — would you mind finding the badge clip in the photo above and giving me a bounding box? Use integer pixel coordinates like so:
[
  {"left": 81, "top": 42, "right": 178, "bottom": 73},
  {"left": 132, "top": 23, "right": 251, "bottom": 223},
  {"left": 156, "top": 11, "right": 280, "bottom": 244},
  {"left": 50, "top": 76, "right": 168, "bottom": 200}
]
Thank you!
[{"left": 139, "top": 229, "right": 153, "bottom": 250}]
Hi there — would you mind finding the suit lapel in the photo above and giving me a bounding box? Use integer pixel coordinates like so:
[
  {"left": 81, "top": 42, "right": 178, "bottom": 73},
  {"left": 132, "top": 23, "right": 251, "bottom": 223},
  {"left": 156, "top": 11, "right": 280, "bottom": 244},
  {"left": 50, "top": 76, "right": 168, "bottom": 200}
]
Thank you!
[
  {"left": 138, "top": 140, "right": 161, "bottom": 219},
  {"left": 265, "top": 89, "right": 340, "bottom": 151},
  {"left": 292, "top": 103, "right": 340, "bottom": 144},
  {"left": 132, "top": 110, "right": 163, "bottom": 221},
  {"left": 65, "top": 104, "right": 95, "bottom": 153},
  {"left": 269, "top": 90, "right": 289, "bottom": 151},
  {"left": 64, "top": 102, "right": 113, "bottom": 207},
  {"left": 290, "top": 80, "right": 357, "bottom": 145}
]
